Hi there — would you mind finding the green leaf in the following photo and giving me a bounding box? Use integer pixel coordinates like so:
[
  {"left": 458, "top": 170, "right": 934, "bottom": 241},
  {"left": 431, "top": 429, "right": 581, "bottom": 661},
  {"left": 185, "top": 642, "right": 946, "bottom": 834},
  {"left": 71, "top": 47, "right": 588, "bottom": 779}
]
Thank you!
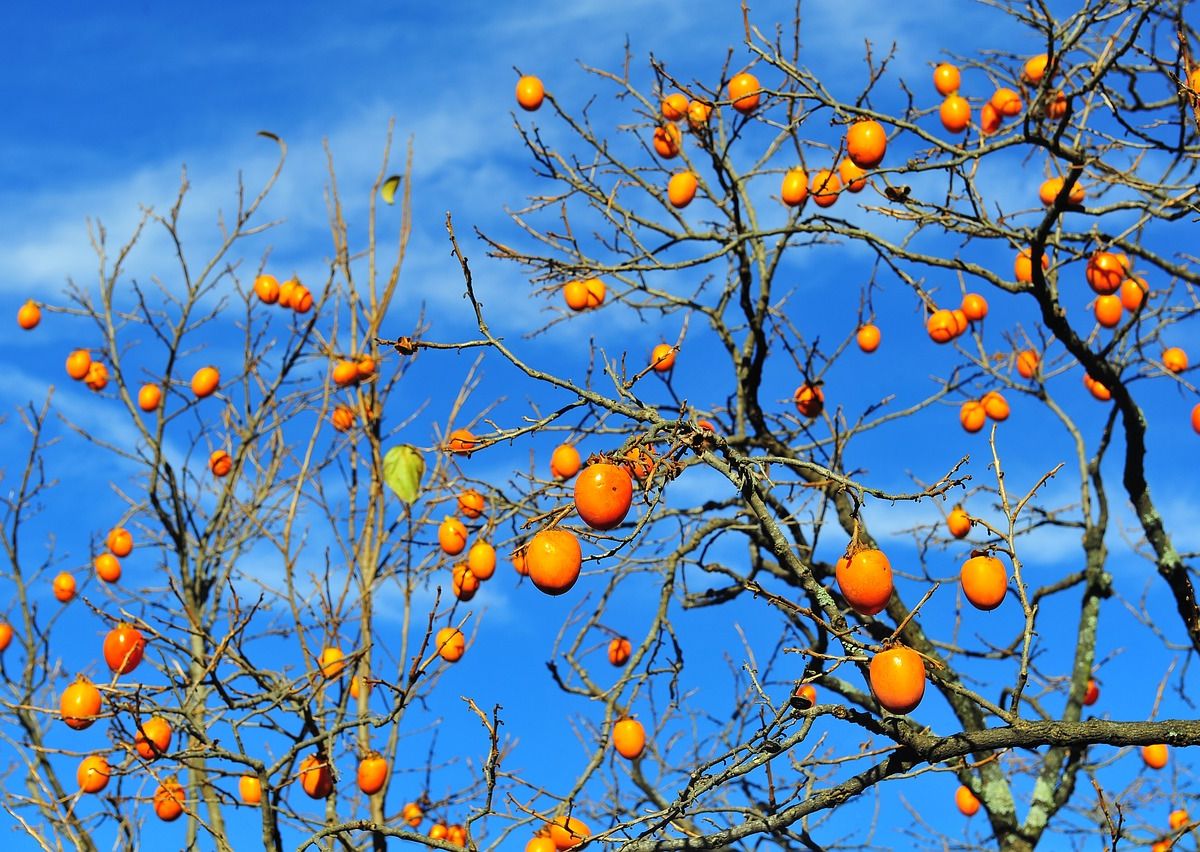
[
  {"left": 381, "top": 175, "right": 401, "bottom": 205},
  {"left": 383, "top": 445, "right": 425, "bottom": 503}
]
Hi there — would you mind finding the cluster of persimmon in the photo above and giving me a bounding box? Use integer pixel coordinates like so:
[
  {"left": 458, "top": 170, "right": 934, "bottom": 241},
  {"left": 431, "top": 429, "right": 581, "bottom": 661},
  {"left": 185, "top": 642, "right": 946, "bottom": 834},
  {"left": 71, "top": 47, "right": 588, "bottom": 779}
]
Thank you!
[
  {"left": 925, "top": 292, "right": 988, "bottom": 344},
  {"left": 252, "top": 272, "right": 314, "bottom": 313},
  {"left": 959, "top": 390, "right": 1009, "bottom": 434}
]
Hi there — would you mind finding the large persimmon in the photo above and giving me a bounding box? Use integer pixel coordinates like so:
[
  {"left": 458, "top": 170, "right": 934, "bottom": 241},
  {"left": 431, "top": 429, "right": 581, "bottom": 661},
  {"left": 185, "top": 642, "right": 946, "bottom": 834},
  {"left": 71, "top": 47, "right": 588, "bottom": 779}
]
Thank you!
[
  {"left": 727, "top": 72, "right": 761, "bottom": 114},
  {"left": 134, "top": 716, "right": 173, "bottom": 760},
  {"left": 960, "top": 554, "right": 1007, "bottom": 610},
  {"left": 516, "top": 75, "right": 545, "bottom": 111},
  {"left": 574, "top": 462, "right": 633, "bottom": 530},
  {"left": 77, "top": 755, "right": 111, "bottom": 794},
  {"left": 299, "top": 753, "right": 334, "bottom": 798},
  {"left": 835, "top": 548, "right": 893, "bottom": 616},
  {"left": 546, "top": 816, "right": 591, "bottom": 850},
  {"left": 61, "top": 675, "right": 102, "bottom": 730},
  {"left": 955, "top": 785, "right": 981, "bottom": 816},
  {"left": 526, "top": 529, "right": 583, "bottom": 596},
  {"left": 357, "top": 752, "right": 389, "bottom": 795},
  {"left": 103, "top": 623, "right": 146, "bottom": 674},
  {"left": 612, "top": 718, "right": 646, "bottom": 759},
  {"left": 846, "top": 119, "right": 887, "bottom": 168},
  {"left": 869, "top": 646, "right": 926, "bottom": 714},
  {"left": 438, "top": 517, "right": 468, "bottom": 556},
  {"left": 154, "top": 777, "right": 186, "bottom": 821}
]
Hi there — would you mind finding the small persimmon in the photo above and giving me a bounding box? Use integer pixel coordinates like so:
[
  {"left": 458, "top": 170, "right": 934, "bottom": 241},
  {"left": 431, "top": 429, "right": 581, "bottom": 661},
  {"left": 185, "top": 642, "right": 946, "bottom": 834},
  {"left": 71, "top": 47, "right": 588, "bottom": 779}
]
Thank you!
[
  {"left": 979, "top": 102, "right": 1001, "bottom": 135},
  {"left": 332, "top": 360, "right": 359, "bottom": 387},
  {"left": 516, "top": 75, "right": 545, "bottom": 111},
  {"left": 652, "top": 124, "right": 682, "bottom": 159},
  {"left": 1083, "top": 678, "right": 1100, "bottom": 706},
  {"left": 661, "top": 92, "right": 688, "bottom": 122},
  {"left": 291, "top": 284, "right": 313, "bottom": 313},
  {"left": 209, "top": 450, "right": 233, "bottom": 477},
  {"left": 77, "top": 755, "right": 111, "bottom": 794},
  {"left": 458, "top": 489, "right": 485, "bottom": 519},
  {"left": 103, "top": 623, "right": 146, "bottom": 674},
  {"left": 429, "top": 823, "right": 449, "bottom": 840},
  {"left": 687, "top": 99, "right": 712, "bottom": 128},
  {"left": 1119, "top": 276, "right": 1147, "bottom": 311},
  {"left": 810, "top": 169, "right": 841, "bottom": 207},
  {"left": 53, "top": 571, "right": 76, "bottom": 603},
  {"left": 990, "top": 87, "right": 1023, "bottom": 116},
  {"left": 357, "top": 751, "right": 389, "bottom": 795},
  {"left": 512, "top": 548, "right": 529, "bottom": 576},
  {"left": 191, "top": 366, "right": 220, "bottom": 399},
  {"left": 60, "top": 675, "right": 102, "bottom": 730},
  {"left": 66, "top": 349, "right": 92, "bottom": 380},
  {"left": 239, "top": 775, "right": 262, "bottom": 805},
  {"left": 1163, "top": 347, "right": 1188, "bottom": 374},
  {"left": 650, "top": 343, "right": 677, "bottom": 372},
  {"left": 869, "top": 646, "right": 926, "bottom": 714},
  {"left": 1142, "top": 744, "right": 1169, "bottom": 770},
  {"left": 402, "top": 801, "right": 424, "bottom": 827},
  {"left": 933, "top": 62, "right": 960, "bottom": 95},
  {"left": 546, "top": 816, "right": 592, "bottom": 849},
  {"left": 839, "top": 158, "right": 868, "bottom": 193},
  {"left": 435, "top": 627, "right": 466, "bottom": 662},
  {"left": 318, "top": 646, "right": 346, "bottom": 679},
  {"left": 960, "top": 293, "right": 987, "bottom": 323},
  {"left": 0, "top": 623, "right": 11, "bottom": 652},
  {"left": 446, "top": 428, "right": 479, "bottom": 454},
  {"left": 623, "top": 445, "right": 657, "bottom": 483},
  {"left": 835, "top": 548, "right": 893, "bottom": 616},
  {"left": 1192, "top": 402, "right": 1200, "bottom": 434},
  {"left": 780, "top": 168, "right": 808, "bottom": 207},
  {"left": 134, "top": 716, "right": 173, "bottom": 760},
  {"left": 467, "top": 541, "right": 497, "bottom": 581},
  {"left": 94, "top": 553, "right": 121, "bottom": 583},
  {"left": 667, "top": 171, "right": 698, "bottom": 208},
  {"left": 438, "top": 517, "right": 468, "bottom": 556},
  {"left": 1014, "top": 248, "right": 1048, "bottom": 283},
  {"left": 793, "top": 383, "right": 824, "bottom": 418},
  {"left": 960, "top": 554, "right": 1007, "bottom": 610},
  {"left": 1016, "top": 349, "right": 1039, "bottom": 379},
  {"left": 106, "top": 527, "right": 133, "bottom": 557},
  {"left": 856, "top": 323, "right": 881, "bottom": 353},
  {"left": 1094, "top": 295, "right": 1123, "bottom": 328},
  {"left": 254, "top": 274, "right": 280, "bottom": 304},
  {"left": 299, "top": 753, "right": 333, "bottom": 799},
  {"left": 981, "top": 391, "right": 1009, "bottom": 421},
  {"left": 1022, "top": 54, "right": 1050, "bottom": 86},
  {"left": 792, "top": 683, "right": 817, "bottom": 709},
  {"left": 448, "top": 825, "right": 467, "bottom": 846},
  {"left": 846, "top": 119, "right": 887, "bottom": 168},
  {"left": 1084, "top": 373, "right": 1112, "bottom": 402},
  {"left": 947, "top": 506, "right": 972, "bottom": 539},
  {"left": 330, "top": 404, "right": 355, "bottom": 432},
  {"left": 612, "top": 717, "right": 646, "bottom": 759},
  {"left": 608, "top": 636, "right": 632, "bottom": 666},
  {"left": 153, "top": 777, "right": 186, "bottom": 821},
  {"left": 1169, "top": 808, "right": 1189, "bottom": 831},
  {"left": 138, "top": 383, "right": 162, "bottom": 412},
  {"left": 278, "top": 278, "right": 297, "bottom": 309},
  {"left": 728, "top": 72, "right": 761, "bottom": 114},
  {"left": 527, "top": 838, "right": 558, "bottom": 852},
  {"left": 926, "top": 309, "right": 958, "bottom": 343},
  {"left": 960, "top": 401, "right": 987, "bottom": 433},
  {"left": 955, "top": 785, "right": 981, "bottom": 816},
  {"left": 550, "top": 444, "right": 582, "bottom": 480},
  {"left": 574, "top": 462, "right": 634, "bottom": 530},
  {"left": 1046, "top": 90, "right": 1068, "bottom": 119},
  {"left": 453, "top": 561, "right": 479, "bottom": 602},
  {"left": 84, "top": 362, "right": 109, "bottom": 392},
  {"left": 17, "top": 300, "right": 41, "bottom": 330},
  {"left": 526, "top": 528, "right": 583, "bottom": 596},
  {"left": 939, "top": 95, "right": 971, "bottom": 133}
]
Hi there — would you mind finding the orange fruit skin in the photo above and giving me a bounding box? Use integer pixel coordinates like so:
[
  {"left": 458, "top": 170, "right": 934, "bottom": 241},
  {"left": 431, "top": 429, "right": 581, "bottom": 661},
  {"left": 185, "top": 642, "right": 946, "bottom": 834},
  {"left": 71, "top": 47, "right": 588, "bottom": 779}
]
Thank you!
[
  {"left": 84, "top": 361, "right": 109, "bottom": 392},
  {"left": 982, "top": 391, "right": 1009, "bottom": 421},
  {"left": 299, "top": 753, "right": 333, "bottom": 798},
  {"left": 650, "top": 343, "right": 676, "bottom": 372},
  {"left": 1022, "top": 54, "right": 1049, "bottom": 86},
  {"left": 1169, "top": 808, "right": 1189, "bottom": 831},
  {"left": 357, "top": 753, "right": 389, "bottom": 795},
  {"left": 448, "top": 825, "right": 467, "bottom": 846},
  {"left": 846, "top": 119, "right": 887, "bottom": 168},
  {"left": 107, "top": 527, "right": 133, "bottom": 557},
  {"left": 961, "top": 293, "right": 988, "bottom": 322},
  {"left": 138, "top": 383, "right": 163, "bottom": 412},
  {"left": 1094, "top": 295, "right": 1123, "bottom": 328},
  {"left": 563, "top": 277, "right": 606, "bottom": 311},
  {"left": 550, "top": 444, "right": 582, "bottom": 480},
  {"left": 1193, "top": 402, "right": 1200, "bottom": 434},
  {"left": 933, "top": 63, "right": 960, "bottom": 96},
  {"left": 77, "top": 755, "right": 111, "bottom": 793},
  {"left": 955, "top": 785, "right": 981, "bottom": 816},
  {"left": 95, "top": 553, "right": 121, "bottom": 583},
  {"left": 687, "top": 99, "right": 712, "bottom": 128},
  {"left": 839, "top": 158, "right": 868, "bottom": 192},
  {"left": 608, "top": 636, "right": 632, "bottom": 666},
  {"left": 516, "top": 75, "right": 545, "bottom": 111},
  {"left": 546, "top": 816, "right": 591, "bottom": 850},
  {"left": 331, "top": 404, "right": 355, "bottom": 432},
  {"left": 1083, "top": 678, "right": 1100, "bottom": 706},
  {"left": 53, "top": 571, "right": 77, "bottom": 603},
  {"left": 291, "top": 285, "right": 313, "bottom": 313},
  {"left": 18, "top": 300, "right": 41, "bottom": 330},
  {"left": 429, "top": 823, "right": 449, "bottom": 840},
  {"left": 332, "top": 360, "right": 359, "bottom": 386},
  {"left": 134, "top": 716, "right": 173, "bottom": 760},
  {"left": 661, "top": 92, "right": 688, "bottom": 122},
  {"left": 793, "top": 383, "right": 824, "bottom": 418},
  {"left": 574, "top": 463, "right": 634, "bottom": 530},
  {"left": 960, "top": 401, "right": 987, "bottom": 433},
  {"left": 446, "top": 428, "right": 478, "bottom": 454},
  {"left": 1016, "top": 349, "right": 1039, "bottom": 379},
  {"left": 612, "top": 718, "right": 646, "bottom": 759},
  {"left": 793, "top": 683, "right": 817, "bottom": 708},
  {"left": 209, "top": 450, "right": 233, "bottom": 477},
  {"left": 191, "top": 366, "right": 220, "bottom": 398},
  {"left": 781, "top": 168, "right": 809, "bottom": 206},
  {"left": 438, "top": 517, "right": 468, "bottom": 556},
  {"left": 239, "top": 775, "right": 262, "bottom": 805},
  {"left": 1163, "top": 347, "right": 1188, "bottom": 373},
  {"left": 1087, "top": 251, "right": 1126, "bottom": 294},
  {"left": 1085, "top": 373, "right": 1112, "bottom": 402},
  {"left": 1039, "top": 177, "right": 1084, "bottom": 206},
  {"left": 667, "top": 171, "right": 698, "bottom": 208},
  {"left": 253, "top": 274, "right": 279, "bottom": 304},
  {"left": 960, "top": 555, "right": 1007, "bottom": 610},
  {"left": 467, "top": 541, "right": 497, "bottom": 580},
  {"left": 458, "top": 489, "right": 485, "bottom": 519},
  {"left": 836, "top": 549, "right": 894, "bottom": 616},
  {"left": 453, "top": 563, "right": 480, "bottom": 601},
  {"left": 0, "top": 622, "right": 12, "bottom": 652},
  {"left": 1014, "top": 248, "right": 1048, "bottom": 283},
  {"left": 728, "top": 72, "right": 761, "bottom": 114},
  {"left": 947, "top": 507, "right": 972, "bottom": 539},
  {"left": 278, "top": 279, "right": 297, "bottom": 309},
  {"left": 512, "top": 549, "right": 529, "bottom": 576},
  {"left": 435, "top": 627, "right": 466, "bottom": 662},
  {"left": 66, "top": 349, "right": 92, "bottom": 380},
  {"left": 526, "top": 529, "right": 583, "bottom": 596},
  {"left": 652, "top": 124, "right": 682, "bottom": 158},
  {"left": 856, "top": 324, "right": 881, "bottom": 353},
  {"left": 402, "top": 802, "right": 423, "bottom": 827},
  {"left": 1046, "top": 91, "right": 1068, "bottom": 119},
  {"left": 1142, "top": 743, "right": 1169, "bottom": 770},
  {"left": 527, "top": 838, "right": 558, "bottom": 852},
  {"left": 991, "top": 87, "right": 1023, "bottom": 117},
  {"left": 103, "top": 624, "right": 146, "bottom": 674},
  {"left": 153, "top": 779, "right": 186, "bottom": 821},
  {"left": 869, "top": 647, "right": 927, "bottom": 714},
  {"left": 60, "top": 676, "right": 102, "bottom": 730},
  {"left": 926, "top": 309, "right": 958, "bottom": 343},
  {"left": 939, "top": 95, "right": 971, "bottom": 133},
  {"left": 979, "top": 102, "right": 1001, "bottom": 135},
  {"left": 810, "top": 169, "right": 841, "bottom": 207},
  {"left": 318, "top": 647, "right": 346, "bottom": 679},
  {"left": 1120, "top": 276, "right": 1147, "bottom": 311}
]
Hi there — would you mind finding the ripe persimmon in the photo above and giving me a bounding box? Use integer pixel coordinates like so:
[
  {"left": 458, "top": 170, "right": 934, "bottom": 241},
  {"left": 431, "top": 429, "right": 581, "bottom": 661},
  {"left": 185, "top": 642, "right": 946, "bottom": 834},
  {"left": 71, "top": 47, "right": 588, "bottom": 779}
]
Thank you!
[
  {"left": 1086, "top": 251, "right": 1126, "bottom": 294},
  {"left": 960, "top": 401, "right": 986, "bottom": 433},
  {"left": 960, "top": 554, "right": 1007, "bottom": 610},
  {"left": 661, "top": 92, "right": 688, "bottom": 122},
  {"left": 330, "top": 404, "right": 355, "bottom": 432},
  {"left": 448, "top": 825, "right": 467, "bottom": 846},
  {"left": 357, "top": 752, "right": 389, "bottom": 795},
  {"left": 1016, "top": 349, "right": 1039, "bottom": 379},
  {"left": 1014, "top": 248, "right": 1048, "bottom": 283},
  {"left": 846, "top": 119, "right": 887, "bottom": 168},
  {"left": 191, "top": 366, "right": 220, "bottom": 398},
  {"left": 839, "top": 158, "right": 867, "bottom": 192},
  {"left": 608, "top": 636, "right": 632, "bottom": 666},
  {"left": 239, "top": 775, "right": 262, "bottom": 805},
  {"left": 453, "top": 563, "right": 478, "bottom": 602},
  {"left": 1163, "top": 347, "right": 1188, "bottom": 373},
  {"left": 563, "top": 278, "right": 605, "bottom": 311},
  {"left": 106, "top": 527, "right": 133, "bottom": 557},
  {"left": 291, "top": 284, "right": 313, "bottom": 313},
  {"left": 349, "top": 674, "right": 369, "bottom": 700},
  {"left": 650, "top": 343, "right": 677, "bottom": 372},
  {"left": 254, "top": 273, "right": 279, "bottom": 304},
  {"left": 512, "top": 548, "right": 529, "bottom": 576},
  {"left": 955, "top": 785, "right": 981, "bottom": 816},
  {"left": 926, "top": 309, "right": 958, "bottom": 343},
  {"left": 435, "top": 627, "right": 466, "bottom": 662},
  {"left": 153, "top": 777, "right": 186, "bottom": 821},
  {"left": 1192, "top": 402, "right": 1200, "bottom": 434},
  {"left": 438, "top": 517, "right": 468, "bottom": 556},
  {"left": 402, "top": 801, "right": 424, "bottom": 827},
  {"left": 550, "top": 444, "right": 582, "bottom": 480},
  {"left": 1142, "top": 744, "right": 1169, "bottom": 770},
  {"left": 961, "top": 293, "right": 988, "bottom": 323},
  {"left": 209, "top": 450, "right": 233, "bottom": 477},
  {"left": 17, "top": 300, "right": 41, "bottom": 330},
  {"left": 856, "top": 323, "right": 881, "bottom": 353},
  {"left": 429, "top": 823, "right": 449, "bottom": 840},
  {"left": 652, "top": 124, "right": 682, "bottom": 159},
  {"left": 356, "top": 357, "right": 376, "bottom": 380},
  {"left": 951, "top": 309, "right": 969, "bottom": 336},
  {"left": 0, "top": 622, "right": 11, "bottom": 652},
  {"left": 990, "top": 87, "right": 1023, "bottom": 116},
  {"left": 1084, "top": 373, "right": 1112, "bottom": 402},
  {"left": 792, "top": 683, "right": 817, "bottom": 709},
  {"left": 574, "top": 462, "right": 634, "bottom": 530},
  {"left": 836, "top": 548, "right": 893, "bottom": 616},
  {"left": 332, "top": 359, "right": 359, "bottom": 386},
  {"left": 77, "top": 755, "right": 111, "bottom": 794},
  {"left": 94, "top": 552, "right": 121, "bottom": 583},
  {"left": 667, "top": 171, "right": 698, "bottom": 208},
  {"left": 869, "top": 646, "right": 926, "bottom": 714},
  {"left": 516, "top": 75, "right": 545, "bottom": 111},
  {"left": 458, "top": 489, "right": 485, "bottom": 519},
  {"left": 446, "top": 428, "right": 479, "bottom": 454},
  {"left": 780, "top": 168, "right": 808, "bottom": 206},
  {"left": 546, "top": 816, "right": 592, "bottom": 849},
  {"left": 1094, "top": 295, "right": 1123, "bottom": 328},
  {"left": 1022, "top": 54, "right": 1050, "bottom": 85},
  {"left": 793, "top": 383, "right": 824, "bottom": 418},
  {"left": 1039, "top": 177, "right": 1084, "bottom": 206},
  {"left": 278, "top": 278, "right": 297, "bottom": 309},
  {"left": 980, "top": 102, "right": 1002, "bottom": 135},
  {"left": 1119, "top": 276, "right": 1147, "bottom": 311},
  {"left": 1169, "top": 808, "right": 1189, "bottom": 831},
  {"left": 1046, "top": 90, "right": 1068, "bottom": 119},
  {"left": 134, "top": 716, "right": 172, "bottom": 760},
  {"left": 947, "top": 506, "right": 972, "bottom": 539},
  {"left": 687, "top": 99, "right": 712, "bottom": 128},
  {"left": 318, "top": 646, "right": 346, "bottom": 679},
  {"left": 728, "top": 72, "right": 761, "bottom": 113},
  {"left": 60, "top": 675, "right": 102, "bottom": 730},
  {"left": 103, "top": 623, "right": 146, "bottom": 674},
  {"left": 467, "top": 541, "right": 497, "bottom": 580},
  {"left": 612, "top": 717, "right": 646, "bottom": 759},
  {"left": 939, "top": 95, "right": 971, "bottom": 133},
  {"left": 527, "top": 838, "right": 557, "bottom": 852},
  {"left": 623, "top": 445, "right": 657, "bottom": 483},
  {"left": 53, "top": 571, "right": 76, "bottom": 603},
  {"left": 526, "top": 528, "right": 583, "bottom": 596},
  {"left": 1083, "top": 678, "right": 1100, "bottom": 706},
  {"left": 66, "top": 349, "right": 92, "bottom": 380},
  {"left": 981, "top": 391, "right": 1009, "bottom": 421},
  {"left": 84, "top": 361, "right": 109, "bottom": 392},
  {"left": 138, "top": 383, "right": 162, "bottom": 412},
  {"left": 933, "top": 63, "right": 960, "bottom": 95},
  {"left": 299, "top": 753, "right": 333, "bottom": 798},
  {"left": 810, "top": 169, "right": 841, "bottom": 207}
]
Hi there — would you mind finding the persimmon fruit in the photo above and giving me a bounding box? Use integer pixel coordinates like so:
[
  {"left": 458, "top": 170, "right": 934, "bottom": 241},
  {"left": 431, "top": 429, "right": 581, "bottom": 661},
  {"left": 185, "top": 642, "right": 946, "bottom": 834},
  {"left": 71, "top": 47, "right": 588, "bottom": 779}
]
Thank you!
[
  {"left": 667, "top": 171, "right": 698, "bottom": 208},
  {"left": 1014, "top": 248, "right": 1048, "bottom": 283},
  {"left": 960, "top": 554, "right": 1007, "bottom": 610},
  {"left": 836, "top": 548, "right": 893, "bottom": 616},
  {"left": 1083, "top": 678, "right": 1100, "bottom": 706},
  {"left": 526, "top": 528, "right": 583, "bottom": 596},
  {"left": 728, "top": 72, "right": 761, "bottom": 113},
  {"left": 134, "top": 716, "right": 173, "bottom": 760},
  {"left": 947, "top": 506, "right": 971, "bottom": 539},
  {"left": 546, "top": 816, "right": 591, "bottom": 850},
  {"left": 981, "top": 391, "right": 1009, "bottom": 421},
  {"left": 17, "top": 300, "right": 40, "bottom": 330},
  {"left": 939, "top": 95, "right": 971, "bottom": 133},
  {"left": 956, "top": 785, "right": 981, "bottom": 816},
  {"left": 77, "top": 755, "right": 111, "bottom": 794},
  {"left": 612, "top": 717, "right": 646, "bottom": 759},
  {"left": 318, "top": 646, "right": 346, "bottom": 679},
  {"left": 652, "top": 124, "right": 682, "bottom": 158},
  {"left": 435, "top": 627, "right": 466, "bottom": 662},
  {"left": 856, "top": 323, "right": 881, "bottom": 353},
  {"left": 869, "top": 646, "right": 927, "bottom": 714},
  {"left": 1142, "top": 744, "right": 1169, "bottom": 770},
  {"left": 650, "top": 342, "right": 676, "bottom": 372},
  {"left": 1163, "top": 347, "right": 1187, "bottom": 373},
  {"left": 839, "top": 158, "right": 867, "bottom": 192},
  {"left": 780, "top": 168, "right": 808, "bottom": 206},
  {"left": 608, "top": 636, "right": 632, "bottom": 666},
  {"left": 516, "top": 75, "right": 544, "bottom": 111},
  {"left": 846, "top": 119, "right": 886, "bottom": 168},
  {"left": 961, "top": 293, "right": 988, "bottom": 322},
  {"left": 61, "top": 675, "right": 102, "bottom": 730},
  {"left": 960, "top": 401, "right": 986, "bottom": 433},
  {"left": 458, "top": 489, "right": 485, "bottom": 519},
  {"left": 661, "top": 92, "right": 688, "bottom": 121},
  {"left": 438, "top": 517, "right": 468, "bottom": 556},
  {"left": 1016, "top": 349, "right": 1039, "bottom": 379},
  {"left": 103, "top": 623, "right": 146, "bottom": 674},
  {"left": 253, "top": 273, "right": 279, "bottom": 304},
  {"left": 191, "top": 366, "right": 220, "bottom": 398},
  {"left": 550, "top": 443, "right": 582, "bottom": 480},
  {"left": 138, "top": 383, "right": 162, "bottom": 412},
  {"left": 66, "top": 349, "right": 92, "bottom": 380},
  {"left": 209, "top": 450, "right": 233, "bottom": 477},
  {"left": 0, "top": 623, "right": 11, "bottom": 652},
  {"left": 810, "top": 169, "right": 841, "bottom": 207},
  {"left": 793, "top": 383, "right": 824, "bottom": 418},
  {"left": 53, "top": 571, "right": 76, "bottom": 603},
  {"left": 239, "top": 774, "right": 262, "bottom": 805},
  {"left": 94, "top": 552, "right": 121, "bottom": 583},
  {"left": 574, "top": 462, "right": 634, "bottom": 530},
  {"left": 299, "top": 753, "right": 333, "bottom": 798},
  {"left": 933, "top": 63, "right": 960, "bottom": 95},
  {"left": 446, "top": 428, "right": 479, "bottom": 454},
  {"left": 154, "top": 778, "right": 186, "bottom": 821},
  {"left": 357, "top": 752, "right": 389, "bottom": 795}
]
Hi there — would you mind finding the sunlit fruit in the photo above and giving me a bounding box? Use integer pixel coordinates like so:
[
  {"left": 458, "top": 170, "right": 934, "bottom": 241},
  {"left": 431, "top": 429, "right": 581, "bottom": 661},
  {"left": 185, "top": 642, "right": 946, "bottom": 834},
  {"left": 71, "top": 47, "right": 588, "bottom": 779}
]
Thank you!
[
  {"left": 810, "top": 169, "right": 841, "bottom": 207},
  {"left": 793, "top": 383, "right": 824, "bottom": 418},
  {"left": 563, "top": 278, "right": 606, "bottom": 311},
  {"left": 1039, "top": 176, "right": 1084, "bottom": 206},
  {"left": 550, "top": 444, "right": 582, "bottom": 480},
  {"left": 1083, "top": 678, "right": 1100, "bottom": 706},
  {"left": 1142, "top": 744, "right": 1169, "bottom": 770},
  {"left": 661, "top": 92, "right": 688, "bottom": 122},
  {"left": 960, "top": 401, "right": 986, "bottom": 433},
  {"left": 546, "top": 816, "right": 592, "bottom": 850},
  {"left": 153, "top": 777, "right": 186, "bottom": 821},
  {"left": 527, "top": 838, "right": 557, "bottom": 852},
  {"left": 191, "top": 366, "right": 220, "bottom": 398},
  {"left": 979, "top": 102, "right": 1001, "bottom": 135},
  {"left": 84, "top": 361, "right": 109, "bottom": 392},
  {"left": 0, "top": 623, "right": 12, "bottom": 652},
  {"left": 955, "top": 785, "right": 981, "bottom": 816},
  {"left": 926, "top": 309, "right": 958, "bottom": 343},
  {"left": 331, "top": 404, "right": 355, "bottom": 432},
  {"left": 991, "top": 87, "right": 1023, "bottom": 116},
  {"left": 836, "top": 548, "right": 893, "bottom": 616},
  {"left": 526, "top": 528, "right": 583, "bottom": 596},
  {"left": 448, "top": 824, "right": 467, "bottom": 846},
  {"left": 134, "top": 716, "right": 173, "bottom": 760},
  {"left": 574, "top": 462, "right": 634, "bottom": 530},
  {"left": 960, "top": 554, "right": 1007, "bottom": 610},
  {"left": 933, "top": 63, "right": 961, "bottom": 95},
  {"left": 687, "top": 99, "right": 712, "bottom": 128},
  {"left": 467, "top": 541, "right": 497, "bottom": 580},
  {"left": 430, "top": 823, "right": 449, "bottom": 840},
  {"left": 667, "top": 171, "right": 698, "bottom": 208},
  {"left": 650, "top": 343, "right": 676, "bottom": 372},
  {"left": 438, "top": 517, "right": 468, "bottom": 556},
  {"left": 435, "top": 627, "right": 466, "bottom": 662},
  {"left": 940, "top": 95, "right": 971, "bottom": 133},
  {"left": 516, "top": 75, "right": 545, "bottom": 111},
  {"left": 17, "top": 300, "right": 41, "bottom": 330},
  {"left": 1094, "top": 294, "right": 1123, "bottom": 328},
  {"left": 209, "top": 450, "right": 233, "bottom": 477},
  {"left": 947, "top": 506, "right": 971, "bottom": 538},
  {"left": 652, "top": 124, "right": 682, "bottom": 159},
  {"left": 1120, "top": 276, "right": 1147, "bottom": 311},
  {"left": 452, "top": 563, "right": 479, "bottom": 602},
  {"left": 299, "top": 753, "right": 333, "bottom": 798},
  {"left": 792, "top": 683, "right": 817, "bottom": 709},
  {"left": 1169, "top": 808, "right": 1189, "bottom": 831},
  {"left": 839, "top": 158, "right": 867, "bottom": 192},
  {"left": 623, "top": 445, "right": 657, "bottom": 483},
  {"left": 103, "top": 623, "right": 146, "bottom": 674},
  {"left": 1046, "top": 90, "right": 1068, "bottom": 119},
  {"left": 1086, "top": 251, "right": 1126, "bottom": 295},
  {"left": 278, "top": 279, "right": 297, "bottom": 309},
  {"left": 106, "top": 527, "right": 133, "bottom": 557},
  {"left": 332, "top": 360, "right": 359, "bottom": 386},
  {"left": 290, "top": 284, "right": 313, "bottom": 313},
  {"left": 1163, "top": 347, "right": 1188, "bottom": 373},
  {"left": 138, "top": 383, "right": 162, "bottom": 412},
  {"left": 1016, "top": 349, "right": 1039, "bottom": 379},
  {"left": 608, "top": 636, "right": 632, "bottom": 666},
  {"left": 239, "top": 775, "right": 262, "bottom": 805},
  {"left": 512, "top": 548, "right": 529, "bottom": 576},
  {"left": 318, "top": 646, "right": 346, "bottom": 679},
  {"left": 60, "top": 675, "right": 102, "bottom": 730},
  {"left": 856, "top": 323, "right": 881, "bottom": 353},
  {"left": 846, "top": 119, "right": 887, "bottom": 168},
  {"left": 446, "top": 428, "right": 479, "bottom": 454},
  {"left": 349, "top": 673, "right": 369, "bottom": 699},
  {"left": 254, "top": 273, "right": 279, "bottom": 304},
  {"left": 402, "top": 801, "right": 423, "bottom": 827},
  {"left": 982, "top": 391, "right": 1009, "bottom": 421},
  {"left": 77, "top": 755, "right": 111, "bottom": 794},
  {"left": 1192, "top": 402, "right": 1200, "bottom": 434},
  {"left": 780, "top": 168, "right": 808, "bottom": 206},
  {"left": 728, "top": 72, "right": 761, "bottom": 114},
  {"left": 1022, "top": 54, "right": 1050, "bottom": 85},
  {"left": 1084, "top": 373, "right": 1112, "bottom": 402},
  {"left": 94, "top": 552, "right": 121, "bottom": 583},
  {"left": 53, "top": 571, "right": 76, "bottom": 603},
  {"left": 869, "top": 646, "right": 926, "bottom": 714},
  {"left": 357, "top": 752, "right": 389, "bottom": 795},
  {"left": 1015, "top": 247, "right": 1048, "bottom": 283},
  {"left": 66, "top": 349, "right": 92, "bottom": 380},
  {"left": 960, "top": 293, "right": 988, "bottom": 323},
  {"left": 457, "top": 489, "right": 484, "bottom": 519},
  {"left": 612, "top": 718, "right": 646, "bottom": 759}
]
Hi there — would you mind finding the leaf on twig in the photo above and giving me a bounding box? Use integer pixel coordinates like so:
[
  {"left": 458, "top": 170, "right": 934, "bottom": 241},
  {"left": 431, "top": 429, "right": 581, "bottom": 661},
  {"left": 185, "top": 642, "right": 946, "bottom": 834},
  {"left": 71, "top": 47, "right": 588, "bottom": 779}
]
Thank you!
[{"left": 383, "top": 445, "right": 425, "bottom": 503}]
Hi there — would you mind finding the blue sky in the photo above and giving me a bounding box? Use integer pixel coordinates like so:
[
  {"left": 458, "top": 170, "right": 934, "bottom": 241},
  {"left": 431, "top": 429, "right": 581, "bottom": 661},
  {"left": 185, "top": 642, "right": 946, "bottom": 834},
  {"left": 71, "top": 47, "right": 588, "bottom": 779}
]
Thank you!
[{"left": 4, "top": 1, "right": 1200, "bottom": 850}]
